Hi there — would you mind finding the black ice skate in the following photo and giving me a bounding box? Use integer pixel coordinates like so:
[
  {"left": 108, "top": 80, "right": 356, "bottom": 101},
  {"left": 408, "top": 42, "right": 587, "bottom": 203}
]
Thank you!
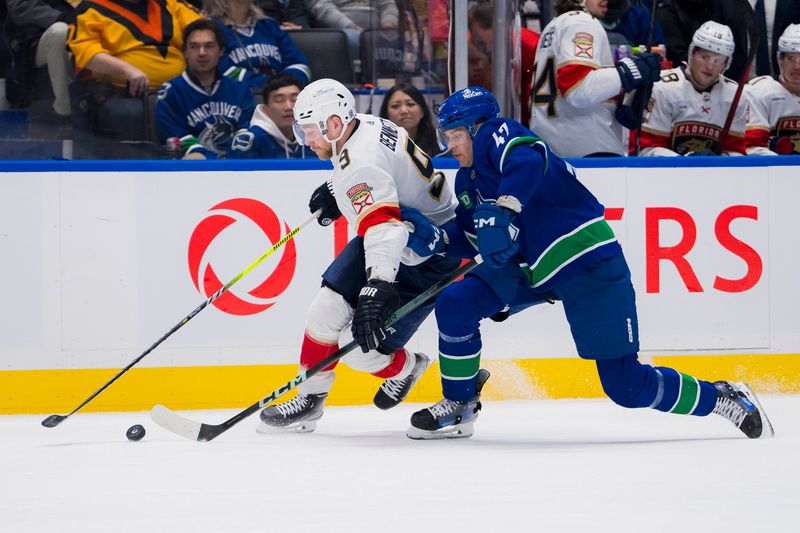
[
  {"left": 374, "top": 352, "right": 431, "bottom": 410},
  {"left": 712, "top": 381, "right": 774, "bottom": 438},
  {"left": 257, "top": 393, "right": 327, "bottom": 434},
  {"left": 406, "top": 368, "right": 490, "bottom": 440}
]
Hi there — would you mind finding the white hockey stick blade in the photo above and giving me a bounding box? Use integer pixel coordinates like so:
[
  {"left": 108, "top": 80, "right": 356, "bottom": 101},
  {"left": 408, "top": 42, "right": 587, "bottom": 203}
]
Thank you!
[
  {"left": 406, "top": 422, "right": 474, "bottom": 440},
  {"left": 150, "top": 404, "right": 202, "bottom": 441}
]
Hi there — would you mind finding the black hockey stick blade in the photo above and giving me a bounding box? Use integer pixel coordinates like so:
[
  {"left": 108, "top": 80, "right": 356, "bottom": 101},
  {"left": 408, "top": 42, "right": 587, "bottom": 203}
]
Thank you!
[
  {"left": 41, "top": 414, "right": 67, "bottom": 428},
  {"left": 151, "top": 255, "right": 484, "bottom": 442}
]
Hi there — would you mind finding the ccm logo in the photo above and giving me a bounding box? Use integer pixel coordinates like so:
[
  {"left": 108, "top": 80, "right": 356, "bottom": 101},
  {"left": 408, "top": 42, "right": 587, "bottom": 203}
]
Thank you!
[
  {"left": 605, "top": 205, "right": 762, "bottom": 294},
  {"left": 476, "top": 217, "right": 496, "bottom": 228}
]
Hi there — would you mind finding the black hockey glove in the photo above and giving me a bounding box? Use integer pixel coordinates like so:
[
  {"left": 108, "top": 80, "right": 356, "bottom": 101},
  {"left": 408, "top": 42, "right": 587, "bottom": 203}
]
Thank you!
[
  {"left": 352, "top": 279, "right": 399, "bottom": 353},
  {"left": 616, "top": 52, "right": 662, "bottom": 93},
  {"left": 309, "top": 179, "right": 341, "bottom": 226},
  {"left": 614, "top": 88, "right": 647, "bottom": 130}
]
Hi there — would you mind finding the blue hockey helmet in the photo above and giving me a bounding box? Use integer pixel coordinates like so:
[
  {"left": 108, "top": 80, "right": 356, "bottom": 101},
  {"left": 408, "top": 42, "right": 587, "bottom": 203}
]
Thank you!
[{"left": 437, "top": 87, "right": 500, "bottom": 141}]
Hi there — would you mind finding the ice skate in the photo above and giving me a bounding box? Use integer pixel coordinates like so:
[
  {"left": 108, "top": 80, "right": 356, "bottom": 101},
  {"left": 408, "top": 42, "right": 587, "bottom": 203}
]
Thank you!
[
  {"left": 374, "top": 352, "right": 431, "bottom": 410},
  {"left": 712, "top": 381, "right": 774, "bottom": 439},
  {"left": 406, "top": 369, "right": 490, "bottom": 440},
  {"left": 257, "top": 393, "right": 327, "bottom": 434}
]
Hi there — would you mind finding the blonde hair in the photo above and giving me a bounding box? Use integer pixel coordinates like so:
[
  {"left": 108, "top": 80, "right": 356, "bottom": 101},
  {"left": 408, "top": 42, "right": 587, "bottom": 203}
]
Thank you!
[{"left": 202, "top": 0, "right": 264, "bottom": 26}]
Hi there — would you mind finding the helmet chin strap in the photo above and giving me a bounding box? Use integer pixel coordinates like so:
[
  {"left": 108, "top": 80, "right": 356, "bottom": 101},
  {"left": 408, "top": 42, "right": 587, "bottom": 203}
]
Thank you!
[{"left": 323, "top": 118, "right": 349, "bottom": 160}]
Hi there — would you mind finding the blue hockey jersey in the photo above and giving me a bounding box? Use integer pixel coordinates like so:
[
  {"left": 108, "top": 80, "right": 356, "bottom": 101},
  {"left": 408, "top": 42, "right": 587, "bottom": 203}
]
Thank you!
[
  {"left": 444, "top": 117, "right": 621, "bottom": 290},
  {"left": 217, "top": 18, "right": 310, "bottom": 89},
  {"left": 156, "top": 71, "right": 256, "bottom": 158},
  {"left": 227, "top": 105, "right": 318, "bottom": 159}
]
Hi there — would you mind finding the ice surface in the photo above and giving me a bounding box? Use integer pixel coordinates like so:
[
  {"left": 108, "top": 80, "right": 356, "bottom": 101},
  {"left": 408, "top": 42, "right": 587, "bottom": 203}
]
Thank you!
[{"left": 2, "top": 396, "right": 798, "bottom": 532}]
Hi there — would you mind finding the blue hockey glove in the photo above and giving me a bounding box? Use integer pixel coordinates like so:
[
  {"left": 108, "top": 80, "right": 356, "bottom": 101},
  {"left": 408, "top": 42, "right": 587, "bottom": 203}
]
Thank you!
[
  {"left": 473, "top": 204, "right": 519, "bottom": 269},
  {"left": 352, "top": 279, "right": 400, "bottom": 353},
  {"left": 616, "top": 52, "right": 662, "bottom": 93},
  {"left": 309, "top": 179, "right": 341, "bottom": 226},
  {"left": 401, "top": 206, "right": 448, "bottom": 256}
]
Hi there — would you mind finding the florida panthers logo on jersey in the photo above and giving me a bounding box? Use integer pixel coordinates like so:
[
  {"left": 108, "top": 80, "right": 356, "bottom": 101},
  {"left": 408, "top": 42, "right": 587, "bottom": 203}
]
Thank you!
[
  {"left": 672, "top": 121, "right": 722, "bottom": 155},
  {"left": 573, "top": 32, "right": 594, "bottom": 59},
  {"left": 774, "top": 117, "right": 800, "bottom": 154},
  {"left": 346, "top": 182, "right": 375, "bottom": 215}
]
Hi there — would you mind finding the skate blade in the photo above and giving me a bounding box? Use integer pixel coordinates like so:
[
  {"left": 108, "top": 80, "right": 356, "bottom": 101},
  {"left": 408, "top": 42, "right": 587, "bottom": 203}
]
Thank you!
[
  {"left": 406, "top": 422, "right": 474, "bottom": 440},
  {"left": 738, "top": 382, "right": 775, "bottom": 438},
  {"left": 256, "top": 419, "right": 317, "bottom": 435}
]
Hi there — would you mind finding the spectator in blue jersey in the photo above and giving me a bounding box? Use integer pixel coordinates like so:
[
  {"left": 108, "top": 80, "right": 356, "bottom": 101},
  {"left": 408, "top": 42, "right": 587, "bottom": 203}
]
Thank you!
[
  {"left": 156, "top": 18, "right": 256, "bottom": 159},
  {"left": 227, "top": 73, "right": 317, "bottom": 158},
  {"left": 203, "top": 0, "right": 310, "bottom": 90},
  {"left": 400, "top": 86, "right": 773, "bottom": 442}
]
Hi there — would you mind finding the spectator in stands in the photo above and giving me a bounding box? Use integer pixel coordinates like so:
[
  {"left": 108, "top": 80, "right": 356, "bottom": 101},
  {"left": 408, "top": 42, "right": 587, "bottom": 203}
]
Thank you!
[
  {"left": 530, "top": 0, "right": 662, "bottom": 157},
  {"left": 468, "top": 2, "right": 539, "bottom": 125},
  {"left": 305, "top": 0, "right": 398, "bottom": 62},
  {"left": 378, "top": 82, "right": 439, "bottom": 157},
  {"left": 203, "top": 0, "right": 310, "bottom": 90},
  {"left": 67, "top": 0, "right": 202, "bottom": 156},
  {"left": 3, "top": 0, "right": 77, "bottom": 117},
  {"left": 157, "top": 18, "right": 255, "bottom": 159},
  {"left": 656, "top": 0, "right": 749, "bottom": 81},
  {"left": 256, "top": 0, "right": 312, "bottom": 30},
  {"left": 640, "top": 21, "right": 746, "bottom": 156},
  {"left": 227, "top": 72, "right": 316, "bottom": 158},
  {"left": 744, "top": 24, "right": 800, "bottom": 155}
]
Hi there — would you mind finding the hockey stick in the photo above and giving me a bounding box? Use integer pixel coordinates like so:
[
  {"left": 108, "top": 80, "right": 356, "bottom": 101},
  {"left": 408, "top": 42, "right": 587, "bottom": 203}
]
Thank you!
[
  {"left": 150, "top": 255, "right": 484, "bottom": 442},
  {"left": 716, "top": 0, "right": 758, "bottom": 153},
  {"left": 632, "top": 0, "right": 660, "bottom": 156},
  {"left": 41, "top": 210, "right": 321, "bottom": 428}
]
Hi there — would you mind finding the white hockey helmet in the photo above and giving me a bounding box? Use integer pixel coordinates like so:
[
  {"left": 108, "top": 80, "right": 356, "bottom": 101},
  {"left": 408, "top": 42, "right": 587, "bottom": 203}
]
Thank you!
[
  {"left": 293, "top": 78, "right": 356, "bottom": 144},
  {"left": 689, "top": 21, "right": 735, "bottom": 69},
  {"left": 778, "top": 23, "right": 800, "bottom": 54}
]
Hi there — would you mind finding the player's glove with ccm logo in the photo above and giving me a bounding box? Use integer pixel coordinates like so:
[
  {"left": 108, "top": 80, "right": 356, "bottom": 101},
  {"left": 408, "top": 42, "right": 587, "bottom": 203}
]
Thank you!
[
  {"left": 309, "top": 179, "right": 341, "bottom": 226},
  {"left": 616, "top": 52, "right": 662, "bottom": 92},
  {"left": 473, "top": 203, "right": 519, "bottom": 268},
  {"left": 401, "top": 206, "right": 448, "bottom": 256},
  {"left": 352, "top": 279, "right": 399, "bottom": 353}
]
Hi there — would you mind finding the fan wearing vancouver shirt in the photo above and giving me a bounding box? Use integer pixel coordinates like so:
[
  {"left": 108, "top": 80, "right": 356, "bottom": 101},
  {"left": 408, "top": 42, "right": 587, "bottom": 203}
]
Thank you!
[
  {"left": 157, "top": 18, "right": 256, "bottom": 159},
  {"left": 204, "top": 0, "right": 310, "bottom": 90}
]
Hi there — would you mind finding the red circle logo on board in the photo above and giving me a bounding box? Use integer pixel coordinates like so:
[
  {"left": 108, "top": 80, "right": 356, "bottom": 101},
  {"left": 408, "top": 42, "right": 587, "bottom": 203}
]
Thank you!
[{"left": 187, "top": 198, "right": 296, "bottom": 315}]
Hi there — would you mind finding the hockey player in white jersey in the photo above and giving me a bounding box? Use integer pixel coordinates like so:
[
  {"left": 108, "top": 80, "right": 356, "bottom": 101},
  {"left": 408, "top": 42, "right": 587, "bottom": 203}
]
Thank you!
[
  {"left": 530, "top": 0, "right": 662, "bottom": 157},
  {"left": 640, "top": 21, "right": 747, "bottom": 156},
  {"left": 258, "top": 78, "right": 461, "bottom": 432},
  {"left": 744, "top": 24, "right": 800, "bottom": 155}
]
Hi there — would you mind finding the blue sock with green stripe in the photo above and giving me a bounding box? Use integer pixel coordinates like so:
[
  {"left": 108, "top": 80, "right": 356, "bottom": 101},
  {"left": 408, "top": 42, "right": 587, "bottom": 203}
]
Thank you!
[
  {"left": 434, "top": 277, "right": 504, "bottom": 402},
  {"left": 596, "top": 355, "right": 717, "bottom": 416},
  {"left": 439, "top": 333, "right": 482, "bottom": 402}
]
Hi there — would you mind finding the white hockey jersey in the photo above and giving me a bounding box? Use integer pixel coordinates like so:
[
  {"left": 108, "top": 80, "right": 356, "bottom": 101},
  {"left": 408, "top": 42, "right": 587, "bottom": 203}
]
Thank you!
[
  {"left": 744, "top": 75, "right": 800, "bottom": 155},
  {"left": 640, "top": 66, "right": 746, "bottom": 156},
  {"left": 530, "top": 10, "right": 624, "bottom": 157},
  {"left": 330, "top": 114, "right": 457, "bottom": 277}
]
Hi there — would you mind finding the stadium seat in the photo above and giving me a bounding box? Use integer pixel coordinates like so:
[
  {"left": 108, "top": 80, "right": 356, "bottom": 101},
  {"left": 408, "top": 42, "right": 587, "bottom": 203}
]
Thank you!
[{"left": 288, "top": 29, "right": 355, "bottom": 84}]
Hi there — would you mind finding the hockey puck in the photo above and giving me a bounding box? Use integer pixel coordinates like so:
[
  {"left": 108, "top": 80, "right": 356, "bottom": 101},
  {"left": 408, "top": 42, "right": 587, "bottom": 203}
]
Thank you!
[{"left": 126, "top": 424, "right": 146, "bottom": 442}]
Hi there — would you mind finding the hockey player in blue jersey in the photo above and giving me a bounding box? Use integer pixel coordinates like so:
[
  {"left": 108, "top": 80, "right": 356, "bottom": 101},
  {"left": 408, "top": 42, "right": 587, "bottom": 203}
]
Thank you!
[
  {"left": 227, "top": 74, "right": 317, "bottom": 159},
  {"left": 156, "top": 19, "right": 256, "bottom": 159},
  {"left": 402, "top": 86, "right": 774, "bottom": 440},
  {"left": 204, "top": 0, "right": 310, "bottom": 90}
]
